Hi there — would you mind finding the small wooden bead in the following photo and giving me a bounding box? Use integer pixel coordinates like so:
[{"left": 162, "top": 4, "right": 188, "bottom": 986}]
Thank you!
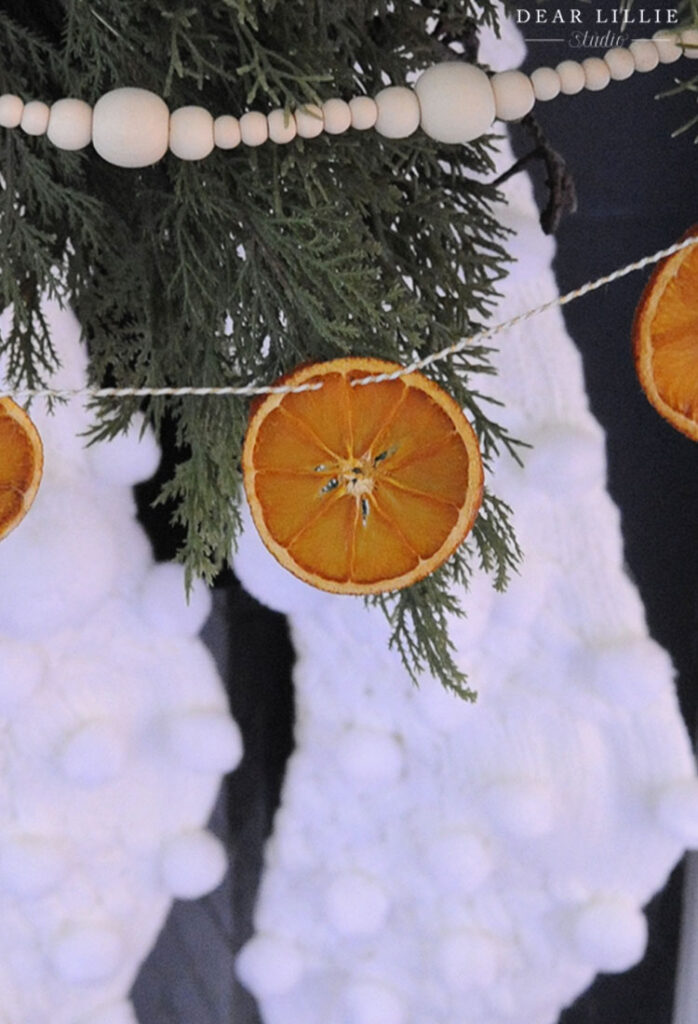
[
  {"left": 604, "top": 47, "right": 635, "bottom": 80},
  {"left": 374, "top": 85, "right": 420, "bottom": 139},
  {"left": 294, "top": 104, "right": 324, "bottom": 139},
  {"left": 680, "top": 28, "right": 698, "bottom": 58},
  {"left": 214, "top": 115, "right": 241, "bottom": 149},
  {"left": 349, "top": 95, "right": 378, "bottom": 130},
  {"left": 530, "top": 67, "right": 561, "bottom": 102},
  {"left": 20, "top": 100, "right": 50, "bottom": 136},
  {"left": 268, "top": 108, "right": 297, "bottom": 144},
  {"left": 240, "top": 110, "right": 268, "bottom": 147},
  {"left": 491, "top": 70, "right": 535, "bottom": 122},
  {"left": 556, "top": 60, "right": 585, "bottom": 95},
  {"left": 169, "top": 105, "right": 214, "bottom": 160},
  {"left": 92, "top": 88, "right": 169, "bottom": 168},
  {"left": 47, "top": 98, "right": 92, "bottom": 150},
  {"left": 582, "top": 57, "right": 611, "bottom": 91},
  {"left": 322, "top": 98, "right": 351, "bottom": 135},
  {"left": 0, "top": 94, "right": 24, "bottom": 129},
  {"left": 630, "top": 39, "right": 660, "bottom": 72},
  {"left": 414, "top": 62, "right": 495, "bottom": 143},
  {"left": 652, "top": 30, "right": 682, "bottom": 64}
]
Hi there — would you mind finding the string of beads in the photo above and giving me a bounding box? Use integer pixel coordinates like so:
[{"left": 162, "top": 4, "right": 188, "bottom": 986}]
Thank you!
[{"left": 0, "top": 30, "right": 695, "bottom": 167}]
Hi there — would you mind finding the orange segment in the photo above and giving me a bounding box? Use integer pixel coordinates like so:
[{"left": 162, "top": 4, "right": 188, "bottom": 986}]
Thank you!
[
  {"left": 242, "top": 357, "right": 484, "bottom": 595},
  {"left": 0, "top": 397, "right": 43, "bottom": 542},
  {"left": 633, "top": 226, "right": 698, "bottom": 439}
]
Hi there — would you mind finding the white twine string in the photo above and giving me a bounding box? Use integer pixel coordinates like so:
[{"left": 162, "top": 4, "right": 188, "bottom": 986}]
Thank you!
[{"left": 2, "top": 233, "right": 696, "bottom": 402}]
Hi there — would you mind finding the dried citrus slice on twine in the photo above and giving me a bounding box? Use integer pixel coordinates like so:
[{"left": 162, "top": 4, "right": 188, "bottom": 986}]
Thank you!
[
  {"left": 0, "top": 397, "right": 43, "bottom": 542},
  {"left": 633, "top": 226, "right": 698, "bottom": 440},
  {"left": 242, "top": 357, "right": 484, "bottom": 594}
]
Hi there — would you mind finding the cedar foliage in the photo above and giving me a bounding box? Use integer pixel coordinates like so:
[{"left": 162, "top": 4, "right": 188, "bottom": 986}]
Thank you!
[{"left": 0, "top": 0, "right": 525, "bottom": 698}]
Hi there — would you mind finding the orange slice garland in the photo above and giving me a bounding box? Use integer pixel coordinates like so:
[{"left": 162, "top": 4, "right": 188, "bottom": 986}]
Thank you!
[
  {"left": 242, "top": 357, "right": 484, "bottom": 594},
  {"left": 0, "top": 397, "right": 43, "bottom": 542},
  {"left": 633, "top": 226, "right": 698, "bottom": 441}
]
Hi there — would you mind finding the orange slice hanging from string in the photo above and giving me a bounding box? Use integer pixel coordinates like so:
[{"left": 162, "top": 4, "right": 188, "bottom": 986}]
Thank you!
[
  {"left": 0, "top": 397, "right": 43, "bottom": 542},
  {"left": 242, "top": 357, "right": 484, "bottom": 594},
  {"left": 633, "top": 226, "right": 698, "bottom": 440}
]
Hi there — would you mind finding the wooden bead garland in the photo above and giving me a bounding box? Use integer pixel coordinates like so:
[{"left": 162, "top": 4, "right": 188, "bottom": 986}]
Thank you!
[{"left": 0, "top": 30, "right": 695, "bottom": 168}]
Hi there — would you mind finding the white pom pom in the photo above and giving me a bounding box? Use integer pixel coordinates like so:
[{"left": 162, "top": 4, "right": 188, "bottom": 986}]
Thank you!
[
  {"left": 0, "top": 835, "right": 66, "bottom": 897},
  {"left": 88, "top": 414, "right": 160, "bottom": 485},
  {"left": 164, "top": 710, "right": 243, "bottom": 774},
  {"left": 336, "top": 727, "right": 403, "bottom": 784},
  {"left": 656, "top": 779, "right": 698, "bottom": 846},
  {"left": 75, "top": 1001, "right": 138, "bottom": 1024},
  {"left": 584, "top": 638, "right": 669, "bottom": 705},
  {"left": 159, "top": 830, "right": 227, "bottom": 899},
  {"left": 58, "top": 720, "right": 127, "bottom": 786},
  {"left": 437, "top": 930, "right": 500, "bottom": 991},
  {"left": 525, "top": 427, "right": 604, "bottom": 496},
  {"left": 236, "top": 933, "right": 305, "bottom": 996},
  {"left": 344, "top": 981, "right": 406, "bottom": 1024},
  {"left": 486, "top": 779, "right": 555, "bottom": 838},
  {"left": 427, "top": 829, "right": 493, "bottom": 891},
  {"left": 573, "top": 897, "right": 647, "bottom": 971},
  {"left": 51, "top": 922, "right": 123, "bottom": 983},
  {"left": 0, "top": 639, "right": 43, "bottom": 710},
  {"left": 325, "top": 872, "right": 389, "bottom": 934},
  {"left": 140, "top": 562, "right": 212, "bottom": 636}
]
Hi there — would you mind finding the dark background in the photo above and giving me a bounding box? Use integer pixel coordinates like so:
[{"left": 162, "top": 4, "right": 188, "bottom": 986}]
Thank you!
[{"left": 133, "top": 7, "right": 698, "bottom": 1022}]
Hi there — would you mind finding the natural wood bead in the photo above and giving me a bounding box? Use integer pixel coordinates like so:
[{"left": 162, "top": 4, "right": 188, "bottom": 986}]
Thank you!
[
  {"left": 530, "top": 67, "right": 561, "bottom": 102},
  {"left": 630, "top": 39, "right": 659, "bottom": 72},
  {"left": 652, "top": 30, "right": 683, "bottom": 63},
  {"left": 0, "top": 94, "right": 24, "bottom": 129},
  {"left": 680, "top": 28, "right": 698, "bottom": 58},
  {"left": 92, "top": 88, "right": 169, "bottom": 168},
  {"left": 582, "top": 57, "right": 611, "bottom": 91},
  {"left": 169, "top": 105, "right": 214, "bottom": 160},
  {"left": 20, "top": 100, "right": 50, "bottom": 136},
  {"left": 374, "top": 85, "right": 420, "bottom": 139},
  {"left": 294, "top": 104, "right": 324, "bottom": 139},
  {"left": 414, "top": 62, "right": 494, "bottom": 143},
  {"left": 604, "top": 47, "right": 635, "bottom": 80},
  {"left": 491, "top": 70, "right": 535, "bottom": 121},
  {"left": 322, "top": 98, "right": 351, "bottom": 135},
  {"left": 239, "top": 110, "right": 268, "bottom": 147},
  {"left": 267, "top": 108, "right": 297, "bottom": 144},
  {"left": 47, "top": 98, "right": 92, "bottom": 150},
  {"left": 214, "top": 115, "right": 241, "bottom": 149},
  {"left": 349, "top": 95, "right": 377, "bottom": 130},
  {"left": 556, "top": 60, "right": 585, "bottom": 95}
]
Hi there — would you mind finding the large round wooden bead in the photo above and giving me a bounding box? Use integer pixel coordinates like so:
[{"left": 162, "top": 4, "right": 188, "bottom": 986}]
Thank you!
[
  {"left": 0, "top": 94, "right": 24, "bottom": 129},
  {"left": 294, "top": 104, "right": 324, "bottom": 139},
  {"left": 240, "top": 111, "right": 268, "bottom": 147},
  {"left": 652, "top": 30, "right": 682, "bottom": 63},
  {"left": 556, "top": 60, "right": 585, "bottom": 95},
  {"left": 415, "top": 62, "right": 495, "bottom": 143},
  {"left": 582, "top": 57, "right": 611, "bottom": 91},
  {"left": 267, "top": 108, "right": 297, "bottom": 144},
  {"left": 214, "top": 115, "right": 241, "bottom": 149},
  {"left": 530, "top": 67, "right": 561, "bottom": 102},
  {"left": 47, "top": 98, "right": 93, "bottom": 150},
  {"left": 169, "top": 105, "right": 214, "bottom": 160},
  {"left": 604, "top": 47, "right": 635, "bottom": 80},
  {"left": 680, "top": 28, "right": 698, "bottom": 57},
  {"left": 20, "top": 100, "right": 50, "bottom": 136},
  {"left": 349, "top": 95, "right": 378, "bottom": 130},
  {"left": 92, "top": 88, "right": 169, "bottom": 168},
  {"left": 323, "top": 98, "right": 351, "bottom": 135},
  {"left": 629, "top": 39, "right": 659, "bottom": 72},
  {"left": 491, "top": 70, "right": 535, "bottom": 122},
  {"left": 374, "top": 85, "right": 420, "bottom": 139}
]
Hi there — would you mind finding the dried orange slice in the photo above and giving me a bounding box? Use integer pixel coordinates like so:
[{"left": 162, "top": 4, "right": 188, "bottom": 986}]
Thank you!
[
  {"left": 242, "top": 357, "right": 484, "bottom": 594},
  {"left": 633, "top": 226, "right": 698, "bottom": 440},
  {"left": 0, "top": 397, "right": 43, "bottom": 542}
]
